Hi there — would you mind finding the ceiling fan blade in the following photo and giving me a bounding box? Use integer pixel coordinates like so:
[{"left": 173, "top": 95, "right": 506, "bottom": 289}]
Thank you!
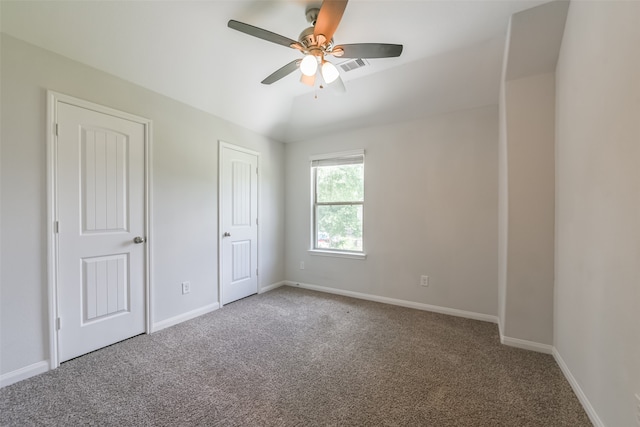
[
  {"left": 228, "top": 20, "right": 302, "bottom": 50},
  {"left": 314, "top": 0, "right": 348, "bottom": 42},
  {"left": 333, "top": 43, "right": 403, "bottom": 58},
  {"left": 262, "top": 59, "right": 300, "bottom": 85}
]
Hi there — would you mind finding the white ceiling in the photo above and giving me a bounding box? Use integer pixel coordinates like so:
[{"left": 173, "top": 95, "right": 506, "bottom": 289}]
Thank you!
[{"left": 0, "top": 0, "right": 548, "bottom": 142}]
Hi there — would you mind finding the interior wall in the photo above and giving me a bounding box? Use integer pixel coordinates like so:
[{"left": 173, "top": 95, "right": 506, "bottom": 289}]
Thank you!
[
  {"left": 497, "top": 20, "right": 511, "bottom": 333},
  {"left": 502, "top": 72, "right": 556, "bottom": 345},
  {"left": 497, "top": 1, "right": 568, "bottom": 350},
  {"left": 555, "top": 2, "right": 640, "bottom": 426},
  {"left": 0, "top": 34, "right": 285, "bottom": 377},
  {"left": 285, "top": 106, "right": 499, "bottom": 317}
]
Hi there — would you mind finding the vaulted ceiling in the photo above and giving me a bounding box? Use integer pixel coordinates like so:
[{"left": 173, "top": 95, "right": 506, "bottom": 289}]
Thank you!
[{"left": 0, "top": 0, "right": 548, "bottom": 142}]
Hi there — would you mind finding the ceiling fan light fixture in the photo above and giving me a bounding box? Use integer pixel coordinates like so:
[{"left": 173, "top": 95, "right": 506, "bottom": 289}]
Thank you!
[
  {"left": 300, "top": 73, "right": 316, "bottom": 86},
  {"left": 300, "top": 54, "right": 318, "bottom": 76},
  {"left": 321, "top": 61, "right": 340, "bottom": 84}
]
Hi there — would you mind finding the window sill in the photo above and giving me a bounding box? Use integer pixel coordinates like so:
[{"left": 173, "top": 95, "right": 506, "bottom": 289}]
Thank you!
[{"left": 308, "top": 249, "right": 367, "bottom": 260}]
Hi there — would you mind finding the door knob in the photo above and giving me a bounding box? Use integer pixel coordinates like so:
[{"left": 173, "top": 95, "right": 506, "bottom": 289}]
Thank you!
[
  {"left": 133, "top": 236, "right": 146, "bottom": 244},
  {"left": 223, "top": 232, "right": 231, "bottom": 237}
]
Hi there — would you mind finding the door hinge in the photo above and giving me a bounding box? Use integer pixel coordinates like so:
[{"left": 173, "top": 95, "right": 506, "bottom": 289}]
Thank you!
[
  {"left": 54, "top": 221, "right": 59, "bottom": 233},
  {"left": 256, "top": 218, "right": 258, "bottom": 225},
  {"left": 55, "top": 123, "right": 59, "bottom": 136},
  {"left": 256, "top": 269, "right": 258, "bottom": 276},
  {"left": 256, "top": 167, "right": 258, "bottom": 175},
  {"left": 56, "top": 317, "right": 61, "bottom": 330}
]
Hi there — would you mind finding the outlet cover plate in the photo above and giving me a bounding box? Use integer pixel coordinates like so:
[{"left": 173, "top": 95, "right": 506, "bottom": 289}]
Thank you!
[
  {"left": 182, "top": 281, "right": 191, "bottom": 295},
  {"left": 420, "top": 275, "right": 429, "bottom": 287}
]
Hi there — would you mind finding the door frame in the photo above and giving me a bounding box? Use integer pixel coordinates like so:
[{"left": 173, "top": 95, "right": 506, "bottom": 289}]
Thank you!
[
  {"left": 46, "top": 91, "right": 153, "bottom": 369},
  {"left": 218, "top": 141, "right": 260, "bottom": 305}
]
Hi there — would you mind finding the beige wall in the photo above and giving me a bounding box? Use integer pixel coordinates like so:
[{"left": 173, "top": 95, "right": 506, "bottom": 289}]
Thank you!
[
  {"left": 0, "top": 34, "right": 285, "bottom": 377},
  {"left": 555, "top": 1, "right": 640, "bottom": 426},
  {"left": 502, "top": 72, "right": 556, "bottom": 345},
  {"left": 497, "top": 1, "right": 567, "bottom": 350},
  {"left": 285, "top": 106, "right": 499, "bottom": 317},
  {"left": 497, "top": 21, "right": 511, "bottom": 334}
]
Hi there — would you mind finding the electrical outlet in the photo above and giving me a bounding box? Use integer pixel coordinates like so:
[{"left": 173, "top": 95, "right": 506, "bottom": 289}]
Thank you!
[
  {"left": 635, "top": 394, "right": 640, "bottom": 426},
  {"left": 300, "top": 261, "right": 305, "bottom": 270},
  {"left": 181, "top": 281, "right": 191, "bottom": 295},
  {"left": 420, "top": 275, "right": 429, "bottom": 287}
]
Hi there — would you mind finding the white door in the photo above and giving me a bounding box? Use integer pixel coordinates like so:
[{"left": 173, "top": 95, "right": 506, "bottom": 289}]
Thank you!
[
  {"left": 220, "top": 143, "right": 258, "bottom": 305},
  {"left": 56, "top": 101, "right": 147, "bottom": 362}
]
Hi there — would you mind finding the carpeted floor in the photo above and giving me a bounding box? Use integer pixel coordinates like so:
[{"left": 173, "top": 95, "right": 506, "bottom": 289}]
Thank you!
[{"left": 1, "top": 286, "right": 590, "bottom": 426}]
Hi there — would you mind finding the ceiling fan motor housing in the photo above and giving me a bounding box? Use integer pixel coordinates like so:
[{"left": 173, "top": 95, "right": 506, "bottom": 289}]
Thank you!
[{"left": 299, "top": 27, "right": 333, "bottom": 54}]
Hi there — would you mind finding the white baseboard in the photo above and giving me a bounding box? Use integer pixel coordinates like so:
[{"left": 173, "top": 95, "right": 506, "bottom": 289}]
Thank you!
[
  {"left": 553, "top": 348, "right": 605, "bottom": 427},
  {"left": 500, "top": 334, "right": 553, "bottom": 354},
  {"left": 497, "top": 316, "right": 553, "bottom": 354},
  {"left": 0, "top": 360, "right": 49, "bottom": 388},
  {"left": 259, "top": 281, "right": 285, "bottom": 294},
  {"left": 284, "top": 281, "right": 498, "bottom": 324},
  {"left": 151, "top": 303, "right": 220, "bottom": 333}
]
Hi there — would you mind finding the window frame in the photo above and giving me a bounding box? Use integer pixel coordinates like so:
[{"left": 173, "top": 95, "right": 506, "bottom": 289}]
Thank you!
[{"left": 309, "top": 150, "right": 366, "bottom": 259}]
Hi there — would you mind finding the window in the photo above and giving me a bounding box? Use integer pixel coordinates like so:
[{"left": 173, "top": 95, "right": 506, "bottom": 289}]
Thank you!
[{"left": 311, "top": 150, "right": 365, "bottom": 255}]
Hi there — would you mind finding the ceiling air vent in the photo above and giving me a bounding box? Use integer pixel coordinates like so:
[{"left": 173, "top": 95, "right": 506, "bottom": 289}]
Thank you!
[{"left": 339, "top": 58, "right": 369, "bottom": 72}]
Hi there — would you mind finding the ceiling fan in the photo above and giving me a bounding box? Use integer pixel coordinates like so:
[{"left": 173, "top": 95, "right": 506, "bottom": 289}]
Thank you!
[{"left": 228, "top": 0, "right": 403, "bottom": 90}]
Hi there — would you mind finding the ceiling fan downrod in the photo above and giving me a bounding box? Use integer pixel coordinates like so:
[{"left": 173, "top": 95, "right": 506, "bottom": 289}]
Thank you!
[{"left": 305, "top": 7, "right": 320, "bottom": 26}]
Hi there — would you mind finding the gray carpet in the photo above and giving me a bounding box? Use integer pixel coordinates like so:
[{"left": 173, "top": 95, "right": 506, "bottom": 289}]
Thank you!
[{"left": 1, "top": 286, "right": 590, "bottom": 426}]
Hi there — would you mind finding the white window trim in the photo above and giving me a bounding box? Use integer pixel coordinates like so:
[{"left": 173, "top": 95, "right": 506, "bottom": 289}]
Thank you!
[
  {"left": 308, "top": 249, "right": 367, "bottom": 260},
  {"left": 309, "top": 149, "right": 366, "bottom": 258},
  {"left": 309, "top": 149, "right": 364, "bottom": 161}
]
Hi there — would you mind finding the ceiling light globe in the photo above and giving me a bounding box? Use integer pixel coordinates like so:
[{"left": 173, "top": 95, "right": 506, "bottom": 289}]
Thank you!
[
  {"left": 321, "top": 61, "right": 340, "bottom": 84},
  {"left": 300, "top": 55, "right": 318, "bottom": 77}
]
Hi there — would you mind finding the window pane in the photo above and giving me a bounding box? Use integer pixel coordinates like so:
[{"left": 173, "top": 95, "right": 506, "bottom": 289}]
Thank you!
[
  {"left": 316, "top": 164, "right": 364, "bottom": 203},
  {"left": 316, "top": 205, "right": 363, "bottom": 251}
]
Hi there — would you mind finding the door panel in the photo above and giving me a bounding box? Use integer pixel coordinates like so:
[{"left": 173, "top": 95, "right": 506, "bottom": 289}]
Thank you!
[
  {"left": 232, "top": 240, "right": 251, "bottom": 281},
  {"left": 82, "top": 254, "right": 128, "bottom": 321},
  {"left": 221, "top": 145, "right": 258, "bottom": 305},
  {"left": 57, "top": 102, "right": 146, "bottom": 362},
  {"left": 232, "top": 161, "right": 252, "bottom": 226},
  {"left": 81, "top": 128, "right": 128, "bottom": 232}
]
